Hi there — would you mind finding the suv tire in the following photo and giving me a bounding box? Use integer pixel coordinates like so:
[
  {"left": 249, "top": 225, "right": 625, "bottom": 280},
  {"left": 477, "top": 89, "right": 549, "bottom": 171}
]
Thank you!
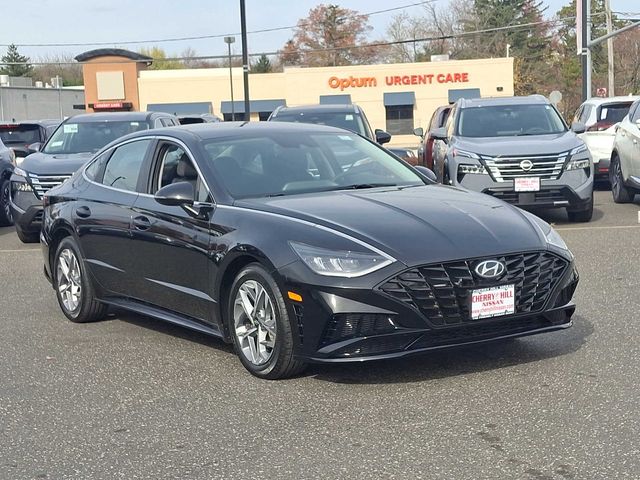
[
  {"left": 610, "top": 155, "right": 635, "bottom": 203},
  {"left": 567, "top": 195, "right": 593, "bottom": 223},
  {"left": 0, "top": 179, "right": 13, "bottom": 227}
]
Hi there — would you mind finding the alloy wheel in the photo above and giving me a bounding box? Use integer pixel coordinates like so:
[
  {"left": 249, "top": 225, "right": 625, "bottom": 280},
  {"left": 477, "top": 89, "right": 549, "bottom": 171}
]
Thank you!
[
  {"left": 2, "top": 183, "right": 11, "bottom": 223},
  {"left": 233, "top": 280, "right": 277, "bottom": 366},
  {"left": 57, "top": 248, "right": 82, "bottom": 313},
  {"left": 613, "top": 160, "right": 622, "bottom": 196}
]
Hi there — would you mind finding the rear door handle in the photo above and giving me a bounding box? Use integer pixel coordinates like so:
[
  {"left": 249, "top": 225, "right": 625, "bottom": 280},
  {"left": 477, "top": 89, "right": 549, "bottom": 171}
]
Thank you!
[
  {"left": 133, "top": 215, "right": 152, "bottom": 231},
  {"left": 75, "top": 206, "right": 91, "bottom": 218}
]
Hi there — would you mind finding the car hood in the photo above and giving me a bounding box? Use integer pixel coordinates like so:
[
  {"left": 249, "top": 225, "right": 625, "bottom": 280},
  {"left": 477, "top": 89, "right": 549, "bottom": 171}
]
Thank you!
[
  {"left": 19, "top": 151, "right": 93, "bottom": 175},
  {"left": 456, "top": 131, "right": 581, "bottom": 156},
  {"left": 236, "top": 185, "right": 548, "bottom": 266}
]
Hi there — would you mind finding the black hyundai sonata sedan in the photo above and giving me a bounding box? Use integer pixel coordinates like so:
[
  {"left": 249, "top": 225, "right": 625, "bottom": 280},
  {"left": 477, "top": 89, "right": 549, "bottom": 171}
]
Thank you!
[{"left": 41, "top": 122, "right": 578, "bottom": 379}]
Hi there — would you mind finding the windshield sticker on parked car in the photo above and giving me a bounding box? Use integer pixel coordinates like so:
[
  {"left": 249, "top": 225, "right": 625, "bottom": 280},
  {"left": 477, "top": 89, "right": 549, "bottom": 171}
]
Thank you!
[{"left": 63, "top": 124, "right": 78, "bottom": 134}]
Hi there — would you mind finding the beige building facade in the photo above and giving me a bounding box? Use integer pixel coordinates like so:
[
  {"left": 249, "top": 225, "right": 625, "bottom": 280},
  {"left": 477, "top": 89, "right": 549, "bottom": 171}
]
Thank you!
[{"left": 138, "top": 58, "right": 514, "bottom": 146}]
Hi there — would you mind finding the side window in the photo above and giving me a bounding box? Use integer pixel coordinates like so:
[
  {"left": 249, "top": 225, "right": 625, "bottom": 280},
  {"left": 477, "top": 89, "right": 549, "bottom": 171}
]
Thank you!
[
  {"left": 573, "top": 106, "right": 583, "bottom": 124},
  {"left": 446, "top": 106, "right": 457, "bottom": 136},
  {"left": 630, "top": 101, "right": 640, "bottom": 122},
  {"left": 102, "top": 140, "right": 151, "bottom": 192},
  {"left": 84, "top": 150, "right": 111, "bottom": 181},
  {"left": 160, "top": 118, "right": 176, "bottom": 127},
  {"left": 154, "top": 143, "right": 212, "bottom": 203},
  {"left": 581, "top": 105, "right": 593, "bottom": 124}
]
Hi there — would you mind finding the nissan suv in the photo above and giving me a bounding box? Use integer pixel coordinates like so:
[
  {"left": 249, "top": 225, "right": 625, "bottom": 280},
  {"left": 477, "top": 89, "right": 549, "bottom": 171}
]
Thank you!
[
  {"left": 10, "top": 111, "right": 178, "bottom": 242},
  {"left": 431, "top": 95, "right": 594, "bottom": 222}
]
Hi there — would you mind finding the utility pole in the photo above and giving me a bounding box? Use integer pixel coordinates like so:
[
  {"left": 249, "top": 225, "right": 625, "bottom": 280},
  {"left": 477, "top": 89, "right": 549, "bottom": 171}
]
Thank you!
[
  {"left": 239, "top": 0, "right": 250, "bottom": 121},
  {"left": 604, "top": 0, "right": 615, "bottom": 96}
]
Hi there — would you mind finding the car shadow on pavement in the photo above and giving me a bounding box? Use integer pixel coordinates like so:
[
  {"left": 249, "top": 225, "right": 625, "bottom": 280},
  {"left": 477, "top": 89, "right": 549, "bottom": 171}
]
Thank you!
[
  {"left": 0, "top": 226, "right": 16, "bottom": 238},
  {"left": 306, "top": 315, "right": 593, "bottom": 385}
]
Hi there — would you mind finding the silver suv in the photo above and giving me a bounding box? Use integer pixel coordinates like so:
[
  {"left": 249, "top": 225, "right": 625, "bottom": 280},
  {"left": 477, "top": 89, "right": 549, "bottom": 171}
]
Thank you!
[
  {"left": 609, "top": 98, "right": 640, "bottom": 203},
  {"left": 431, "top": 95, "right": 594, "bottom": 222}
]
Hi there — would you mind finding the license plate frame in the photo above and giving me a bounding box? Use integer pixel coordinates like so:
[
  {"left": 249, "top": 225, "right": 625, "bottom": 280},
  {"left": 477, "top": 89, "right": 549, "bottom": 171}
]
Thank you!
[
  {"left": 471, "top": 284, "right": 515, "bottom": 320},
  {"left": 514, "top": 177, "right": 540, "bottom": 192}
]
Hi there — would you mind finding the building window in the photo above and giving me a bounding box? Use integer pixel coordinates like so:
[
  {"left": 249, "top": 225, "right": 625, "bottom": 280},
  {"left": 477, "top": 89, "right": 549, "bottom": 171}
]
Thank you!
[
  {"left": 385, "top": 105, "right": 414, "bottom": 135},
  {"left": 222, "top": 112, "right": 249, "bottom": 122},
  {"left": 258, "top": 112, "right": 271, "bottom": 121}
]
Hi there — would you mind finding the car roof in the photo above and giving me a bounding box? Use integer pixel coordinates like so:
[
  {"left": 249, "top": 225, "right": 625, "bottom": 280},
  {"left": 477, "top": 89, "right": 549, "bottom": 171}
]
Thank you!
[
  {"left": 580, "top": 95, "right": 640, "bottom": 106},
  {"left": 274, "top": 104, "right": 359, "bottom": 115},
  {"left": 458, "top": 95, "right": 549, "bottom": 108},
  {"left": 63, "top": 111, "right": 169, "bottom": 123},
  {"left": 117, "top": 121, "right": 360, "bottom": 144}
]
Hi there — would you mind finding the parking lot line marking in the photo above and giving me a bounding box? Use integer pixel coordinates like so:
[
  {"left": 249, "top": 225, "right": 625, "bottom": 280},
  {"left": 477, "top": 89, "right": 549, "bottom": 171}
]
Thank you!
[
  {"left": 555, "top": 225, "right": 640, "bottom": 232},
  {"left": 0, "top": 249, "right": 41, "bottom": 253}
]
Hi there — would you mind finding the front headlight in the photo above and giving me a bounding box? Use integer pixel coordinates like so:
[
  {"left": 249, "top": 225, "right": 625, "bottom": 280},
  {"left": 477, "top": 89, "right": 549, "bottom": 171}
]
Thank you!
[
  {"left": 566, "top": 144, "right": 591, "bottom": 171},
  {"left": 566, "top": 158, "right": 591, "bottom": 171},
  {"left": 569, "top": 144, "right": 588, "bottom": 156},
  {"left": 453, "top": 148, "right": 480, "bottom": 160},
  {"left": 458, "top": 163, "right": 488, "bottom": 174},
  {"left": 545, "top": 227, "right": 568, "bottom": 251},
  {"left": 289, "top": 241, "right": 394, "bottom": 277}
]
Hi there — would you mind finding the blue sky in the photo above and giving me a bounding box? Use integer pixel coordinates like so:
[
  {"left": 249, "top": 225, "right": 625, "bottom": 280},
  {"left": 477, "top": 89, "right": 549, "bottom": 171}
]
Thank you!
[{"left": 1, "top": 0, "right": 638, "bottom": 61}]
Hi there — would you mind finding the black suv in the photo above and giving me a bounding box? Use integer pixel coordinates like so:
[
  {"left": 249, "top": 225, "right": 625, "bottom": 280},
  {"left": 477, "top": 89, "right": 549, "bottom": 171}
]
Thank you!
[
  {"left": 10, "top": 111, "right": 178, "bottom": 242},
  {"left": 268, "top": 104, "right": 392, "bottom": 145},
  {"left": 0, "top": 120, "right": 61, "bottom": 161}
]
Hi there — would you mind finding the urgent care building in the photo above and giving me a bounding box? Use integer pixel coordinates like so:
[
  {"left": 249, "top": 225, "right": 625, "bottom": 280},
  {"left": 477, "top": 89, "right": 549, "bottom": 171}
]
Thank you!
[{"left": 77, "top": 49, "right": 514, "bottom": 146}]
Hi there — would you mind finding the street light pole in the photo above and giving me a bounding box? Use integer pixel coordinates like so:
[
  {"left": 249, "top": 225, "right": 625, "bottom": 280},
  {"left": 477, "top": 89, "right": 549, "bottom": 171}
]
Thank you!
[
  {"left": 224, "top": 36, "right": 236, "bottom": 121},
  {"left": 240, "top": 0, "right": 250, "bottom": 121}
]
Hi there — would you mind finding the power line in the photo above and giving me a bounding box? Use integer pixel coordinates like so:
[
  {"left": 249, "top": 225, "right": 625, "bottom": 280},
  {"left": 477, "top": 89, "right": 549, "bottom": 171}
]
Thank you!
[
  {"left": 0, "top": 15, "right": 574, "bottom": 66},
  {"left": 0, "top": 1, "right": 434, "bottom": 48}
]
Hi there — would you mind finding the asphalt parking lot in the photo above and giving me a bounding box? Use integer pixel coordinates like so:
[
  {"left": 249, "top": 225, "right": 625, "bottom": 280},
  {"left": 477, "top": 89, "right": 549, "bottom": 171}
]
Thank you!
[{"left": 1, "top": 189, "right": 639, "bottom": 480}]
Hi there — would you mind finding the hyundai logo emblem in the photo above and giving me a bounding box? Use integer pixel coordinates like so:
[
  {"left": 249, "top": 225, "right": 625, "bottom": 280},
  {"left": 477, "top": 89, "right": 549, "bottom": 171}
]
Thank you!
[
  {"left": 520, "top": 160, "right": 534, "bottom": 171},
  {"left": 474, "top": 260, "right": 506, "bottom": 279}
]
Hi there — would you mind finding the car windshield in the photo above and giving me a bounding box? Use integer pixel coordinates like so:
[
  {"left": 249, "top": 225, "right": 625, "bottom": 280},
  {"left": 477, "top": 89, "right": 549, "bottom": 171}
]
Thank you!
[
  {"left": 43, "top": 120, "right": 149, "bottom": 154},
  {"left": 457, "top": 104, "right": 567, "bottom": 137},
  {"left": 271, "top": 111, "right": 367, "bottom": 137},
  {"left": 203, "top": 132, "right": 424, "bottom": 199},
  {"left": 0, "top": 124, "right": 40, "bottom": 145}
]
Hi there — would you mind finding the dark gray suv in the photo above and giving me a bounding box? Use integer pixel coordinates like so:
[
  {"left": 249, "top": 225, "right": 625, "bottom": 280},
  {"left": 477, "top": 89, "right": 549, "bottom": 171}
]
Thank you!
[{"left": 431, "top": 95, "right": 594, "bottom": 222}]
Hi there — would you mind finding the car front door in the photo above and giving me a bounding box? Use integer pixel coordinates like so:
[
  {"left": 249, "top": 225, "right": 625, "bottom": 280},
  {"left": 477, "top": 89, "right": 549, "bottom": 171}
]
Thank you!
[
  {"left": 625, "top": 104, "right": 640, "bottom": 178},
  {"left": 76, "top": 138, "right": 154, "bottom": 296},
  {"left": 129, "top": 140, "right": 215, "bottom": 322}
]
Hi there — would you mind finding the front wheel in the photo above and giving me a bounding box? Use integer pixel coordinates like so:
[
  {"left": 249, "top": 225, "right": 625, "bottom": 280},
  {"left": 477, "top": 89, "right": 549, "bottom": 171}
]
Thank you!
[
  {"left": 228, "top": 263, "right": 306, "bottom": 379},
  {"left": 54, "top": 237, "right": 108, "bottom": 323},
  {"left": 567, "top": 196, "right": 594, "bottom": 223},
  {"left": 610, "top": 155, "right": 634, "bottom": 203},
  {"left": 0, "top": 179, "right": 13, "bottom": 227}
]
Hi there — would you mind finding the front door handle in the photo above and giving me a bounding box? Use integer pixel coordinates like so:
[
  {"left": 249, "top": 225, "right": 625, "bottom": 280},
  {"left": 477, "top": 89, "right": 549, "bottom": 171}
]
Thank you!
[
  {"left": 75, "top": 206, "right": 91, "bottom": 218},
  {"left": 133, "top": 215, "right": 152, "bottom": 231}
]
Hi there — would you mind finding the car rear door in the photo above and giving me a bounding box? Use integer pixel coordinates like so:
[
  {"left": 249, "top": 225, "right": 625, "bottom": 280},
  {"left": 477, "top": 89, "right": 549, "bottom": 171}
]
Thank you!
[
  {"left": 624, "top": 104, "right": 640, "bottom": 178},
  {"left": 128, "top": 139, "right": 214, "bottom": 322},
  {"left": 76, "top": 138, "right": 154, "bottom": 296}
]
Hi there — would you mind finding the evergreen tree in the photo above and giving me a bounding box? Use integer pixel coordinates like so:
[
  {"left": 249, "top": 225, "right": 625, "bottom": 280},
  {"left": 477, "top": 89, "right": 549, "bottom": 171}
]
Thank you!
[
  {"left": 1, "top": 44, "right": 33, "bottom": 77},
  {"left": 252, "top": 54, "right": 273, "bottom": 73}
]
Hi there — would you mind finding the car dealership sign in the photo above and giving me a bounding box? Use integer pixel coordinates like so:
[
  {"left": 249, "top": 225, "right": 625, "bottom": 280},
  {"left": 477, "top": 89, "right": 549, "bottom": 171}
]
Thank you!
[{"left": 328, "top": 72, "right": 470, "bottom": 91}]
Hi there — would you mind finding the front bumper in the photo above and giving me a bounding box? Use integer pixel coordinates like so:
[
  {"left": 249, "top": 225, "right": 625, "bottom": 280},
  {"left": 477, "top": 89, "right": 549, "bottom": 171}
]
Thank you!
[
  {"left": 458, "top": 169, "right": 593, "bottom": 209},
  {"left": 9, "top": 189, "right": 43, "bottom": 233},
  {"left": 280, "top": 251, "right": 578, "bottom": 363}
]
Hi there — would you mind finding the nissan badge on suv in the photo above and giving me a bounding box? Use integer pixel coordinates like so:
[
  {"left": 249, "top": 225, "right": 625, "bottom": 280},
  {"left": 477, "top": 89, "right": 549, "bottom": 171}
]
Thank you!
[{"left": 431, "top": 96, "right": 594, "bottom": 222}]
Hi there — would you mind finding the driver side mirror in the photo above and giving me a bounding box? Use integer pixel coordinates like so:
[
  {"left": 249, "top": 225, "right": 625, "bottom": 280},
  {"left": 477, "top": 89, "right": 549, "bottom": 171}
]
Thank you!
[
  {"left": 375, "top": 129, "right": 392, "bottom": 145},
  {"left": 430, "top": 127, "right": 448, "bottom": 142},
  {"left": 414, "top": 165, "right": 438, "bottom": 183},
  {"left": 413, "top": 127, "right": 424, "bottom": 137},
  {"left": 155, "top": 181, "right": 213, "bottom": 219},
  {"left": 571, "top": 122, "right": 586, "bottom": 134},
  {"left": 27, "top": 142, "right": 42, "bottom": 154}
]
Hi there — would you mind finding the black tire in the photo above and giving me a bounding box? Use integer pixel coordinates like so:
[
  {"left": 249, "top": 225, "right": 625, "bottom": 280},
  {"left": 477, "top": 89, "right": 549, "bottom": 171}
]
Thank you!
[
  {"left": 227, "top": 263, "right": 306, "bottom": 380},
  {"left": 610, "top": 155, "right": 634, "bottom": 203},
  {"left": 567, "top": 195, "right": 594, "bottom": 223},
  {"left": 0, "top": 179, "right": 13, "bottom": 227},
  {"left": 53, "top": 236, "right": 108, "bottom": 323},
  {"left": 15, "top": 226, "right": 40, "bottom": 243}
]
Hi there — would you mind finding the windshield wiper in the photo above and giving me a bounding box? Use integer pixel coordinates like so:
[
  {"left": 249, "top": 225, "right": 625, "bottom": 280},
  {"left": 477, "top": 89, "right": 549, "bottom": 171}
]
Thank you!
[{"left": 338, "top": 183, "right": 398, "bottom": 190}]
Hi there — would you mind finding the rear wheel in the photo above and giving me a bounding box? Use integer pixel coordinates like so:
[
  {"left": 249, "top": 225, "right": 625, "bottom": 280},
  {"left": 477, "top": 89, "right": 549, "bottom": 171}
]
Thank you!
[
  {"left": 0, "top": 179, "right": 13, "bottom": 227},
  {"left": 610, "top": 155, "right": 634, "bottom": 203},
  {"left": 228, "top": 263, "right": 306, "bottom": 379},
  {"left": 54, "top": 237, "right": 108, "bottom": 323}
]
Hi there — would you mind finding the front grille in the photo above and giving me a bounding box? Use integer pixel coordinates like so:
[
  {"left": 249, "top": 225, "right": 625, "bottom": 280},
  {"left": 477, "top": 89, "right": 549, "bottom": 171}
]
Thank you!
[
  {"left": 379, "top": 252, "right": 568, "bottom": 327},
  {"left": 28, "top": 173, "right": 71, "bottom": 198},
  {"left": 485, "top": 188, "right": 566, "bottom": 204},
  {"left": 482, "top": 154, "right": 567, "bottom": 181}
]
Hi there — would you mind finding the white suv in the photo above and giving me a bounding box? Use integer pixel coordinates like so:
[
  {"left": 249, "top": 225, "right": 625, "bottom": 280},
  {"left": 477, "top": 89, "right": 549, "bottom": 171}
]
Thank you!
[
  {"left": 574, "top": 96, "right": 640, "bottom": 181},
  {"left": 609, "top": 99, "right": 640, "bottom": 203}
]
